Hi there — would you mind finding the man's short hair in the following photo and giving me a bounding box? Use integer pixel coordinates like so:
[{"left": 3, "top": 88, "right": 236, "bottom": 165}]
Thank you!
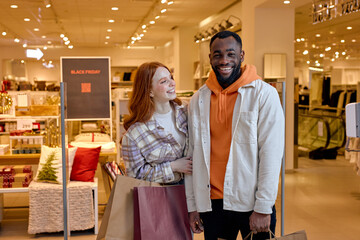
[{"left": 209, "top": 31, "right": 242, "bottom": 49}]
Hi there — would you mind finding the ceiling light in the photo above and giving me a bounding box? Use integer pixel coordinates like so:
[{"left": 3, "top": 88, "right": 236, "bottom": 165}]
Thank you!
[
  {"left": 140, "top": 33, "right": 144, "bottom": 37},
  {"left": 23, "top": 43, "right": 27, "bottom": 48},
  {"left": 161, "top": 9, "right": 167, "bottom": 13},
  {"left": 60, "top": 34, "right": 65, "bottom": 38},
  {"left": 335, "top": 55, "right": 339, "bottom": 58},
  {"left": 331, "top": 58, "right": 335, "bottom": 61},
  {"left": 315, "top": 34, "right": 321, "bottom": 37},
  {"left": 143, "top": 29, "right": 147, "bottom": 33},
  {"left": 342, "top": 51, "right": 346, "bottom": 55},
  {"left": 142, "top": 25, "right": 147, "bottom": 29},
  {"left": 284, "top": 0, "right": 290, "bottom": 4},
  {"left": 43, "top": 46, "right": 47, "bottom": 50},
  {"left": 303, "top": 50, "right": 308, "bottom": 55},
  {"left": 106, "top": 36, "right": 110, "bottom": 39},
  {"left": 131, "top": 37, "right": 136, "bottom": 41},
  {"left": 68, "top": 45, "right": 73, "bottom": 49},
  {"left": 24, "top": 18, "right": 30, "bottom": 22},
  {"left": 44, "top": 0, "right": 51, "bottom": 8},
  {"left": 14, "top": 38, "right": 20, "bottom": 43},
  {"left": 105, "top": 42, "right": 108, "bottom": 45},
  {"left": 306, "top": 61, "right": 310, "bottom": 64},
  {"left": 2, "top": 31, "right": 7, "bottom": 36},
  {"left": 34, "top": 28, "right": 39, "bottom": 31},
  {"left": 168, "top": 1, "right": 174, "bottom": 5},
  {"left": 296, "top": 38, "right": 300, "bottom": 42},
  {"left": 47, "top": 41, "right": 52, "bottom": 44},
  {"left": 107, "top": 29, "right": 112, "bottom": 32},
  {"left": 316, "top": 63, "right": 320, "bottom": 67},
  {"left": 108, "top": 19, "right": 115, "bottom": 23},
  {"left": 352, "top": 39, "right": 356, "bottom": 42},
  {"left": 329, "top": 31, "right": 335, "bottom": 34},
  {"left": 340, "top": 39, "right": 345, "bottom": 43},
  {"left": 325, "top": 47, "right": 331, "bottom": 51},
  {"left": 150, "top": 20, "right": 155, "bottom": 24},
  {"left": 161, "top": 0, "right": 167, "bottom": 3},
  {"left": 65, "top": 40, "right": 70, "bottom": 45},
  {"left": 315, "top": 60, "right": 319, "bottom": 63},
  {"left": 21, "top": 60, "right": 25, "bottom": 63},
  {"left": 131, "top": 41, "right": 135, "bottom": 44},
  {"left": 10, "top": 5, "right": 18, "bottom": 8},
  {"left": 155, "top": 15, "right": 160, "bottom": 19},
  {"left": 300, "top": 38, "right": 305, "bottom": 41},
  {"left": 347, "top": 26, "right": 352, "bottom": 30},
  {"left": 127, "top": 46, "right": 131, "bottom": 49},
  {"left": 63, "top": 37, "right": 68, "bottom": 41},
  {"left": 42, "top": 35, "right": 46, "bottom": 39},
  {"left": 312, "top": 44, "right": 316, "bottom": 48},
  {"left": 332, "top": 43, "right": 336, "bottom": 46},
  {"left": 335, "top": 51, "right": 339, "bottom": 55},
  {"left": 111, "top": 7, "right": 118, "bottom": 11},
  {"left": 320, "top": 53, "right": 324, "bottom": 57}
]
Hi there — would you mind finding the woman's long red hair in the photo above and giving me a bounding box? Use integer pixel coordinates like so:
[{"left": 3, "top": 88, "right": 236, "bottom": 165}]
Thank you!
[{"left": 123, "top": 62, "right": 181, "bottom": 130}]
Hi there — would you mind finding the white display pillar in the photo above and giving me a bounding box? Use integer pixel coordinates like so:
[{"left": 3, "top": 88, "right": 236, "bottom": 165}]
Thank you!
[
  {"left": 242, "top": 0, "right": 295, "bottom": 170},
  {"left": 173, "top": 26, "right": 199, "bottom": 90}
]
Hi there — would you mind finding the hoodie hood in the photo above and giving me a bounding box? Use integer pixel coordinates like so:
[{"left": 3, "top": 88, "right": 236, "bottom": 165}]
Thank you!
[{"left": 205, "top": 64, "right": 261, "bottom": 123}]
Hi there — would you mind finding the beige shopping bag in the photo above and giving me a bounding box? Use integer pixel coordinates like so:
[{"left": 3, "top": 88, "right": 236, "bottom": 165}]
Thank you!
[
  {"left": 244, "top": 230, "right": 307, "bottom": 240},
  {"left": 97, "top": 174, "right": 160, "bottom": 240}
]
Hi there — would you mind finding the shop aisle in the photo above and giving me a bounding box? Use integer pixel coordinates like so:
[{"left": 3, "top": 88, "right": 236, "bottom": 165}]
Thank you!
[{"left": 0, "top": 156, "right": 359, "bottom": 240}]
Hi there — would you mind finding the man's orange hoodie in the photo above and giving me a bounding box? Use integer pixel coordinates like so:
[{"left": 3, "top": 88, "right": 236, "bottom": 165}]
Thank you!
[{"left": 205, "top": 64, "right": 261, "bottom": 199}]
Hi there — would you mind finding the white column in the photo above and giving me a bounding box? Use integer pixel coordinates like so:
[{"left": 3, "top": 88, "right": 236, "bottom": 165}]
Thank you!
[
  {"left": 173, "top": 26, "right": 198, "bottom": 90},
  {"left": 242, "top": 1, "right": 295, "bottom": 169}
]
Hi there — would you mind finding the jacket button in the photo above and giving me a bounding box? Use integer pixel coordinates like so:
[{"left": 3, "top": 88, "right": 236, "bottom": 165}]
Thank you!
[{"left": 207, "top": 185, "right": 210, "bottom": 188}]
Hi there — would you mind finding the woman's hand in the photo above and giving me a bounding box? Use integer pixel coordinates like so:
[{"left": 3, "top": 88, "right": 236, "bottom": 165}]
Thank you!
[{"left": 170, "top": 157, "right": 192, "bottom": 174}]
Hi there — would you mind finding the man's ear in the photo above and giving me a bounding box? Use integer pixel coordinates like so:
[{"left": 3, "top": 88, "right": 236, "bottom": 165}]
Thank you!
[{"left": 240, "top": 50, "right": 245, "bottom": 63}]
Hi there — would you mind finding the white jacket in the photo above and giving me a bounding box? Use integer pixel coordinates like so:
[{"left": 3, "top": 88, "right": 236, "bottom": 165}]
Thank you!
[{"left": 185, "top": 79, "right": 284, "bottom": 214}]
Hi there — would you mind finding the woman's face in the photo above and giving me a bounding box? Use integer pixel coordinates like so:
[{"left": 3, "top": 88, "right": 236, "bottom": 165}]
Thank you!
[{"left": 151, "top": 67, "right": 176, "bottom": 103}]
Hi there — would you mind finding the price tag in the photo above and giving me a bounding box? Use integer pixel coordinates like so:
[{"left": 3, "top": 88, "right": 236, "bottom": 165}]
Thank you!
[{"left": 17, "top": 119, "right": 34, "bottom": 130}]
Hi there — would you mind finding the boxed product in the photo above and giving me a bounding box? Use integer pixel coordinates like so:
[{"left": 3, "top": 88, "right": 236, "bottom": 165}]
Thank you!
[
  {"left": 0, "top": 166, "right": 15, "bottom": 177},
  {"left": 0, "top": 144, "right": 9, "bottom": 155}
]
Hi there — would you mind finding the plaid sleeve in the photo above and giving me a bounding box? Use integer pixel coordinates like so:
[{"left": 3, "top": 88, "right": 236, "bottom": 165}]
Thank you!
[{"left": 121, "top": 131, "right": 175, "bottom": 183}]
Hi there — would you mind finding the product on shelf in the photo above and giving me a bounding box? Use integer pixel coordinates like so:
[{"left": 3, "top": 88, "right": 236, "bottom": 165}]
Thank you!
[{"left": 0, "top": 165, "right": 33, "bottom": 188}]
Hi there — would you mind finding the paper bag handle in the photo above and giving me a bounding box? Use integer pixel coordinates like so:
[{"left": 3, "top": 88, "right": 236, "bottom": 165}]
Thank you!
[{"left": 243, "top": 230, "right": 274, "bottom": 240}]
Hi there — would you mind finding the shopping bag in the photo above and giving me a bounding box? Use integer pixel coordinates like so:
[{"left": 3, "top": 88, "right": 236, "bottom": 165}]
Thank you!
[
  {"left": 97, "top": 175, "right": 160, "bottom": 240},
  {"left": 244, "top": 230, "right": 307, "bottom": 240},
  {"left": 133, "top": 185, "right": 192, "bottom": 240}
]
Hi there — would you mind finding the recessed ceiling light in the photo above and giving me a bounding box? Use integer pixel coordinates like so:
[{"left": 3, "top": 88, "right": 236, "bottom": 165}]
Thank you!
[
  {"left": 161, "top": 9, "right": 167, "bottom": 13},
  {"left": 312, "top": 44, "right": 316, "bottom": 48},
  {"left": 161, "top": 0, "right": 167, "bottom": 3},
  {"left": 43, "top": 46, "right": 47, "bottom": 50},
  {"left": 23, "top": 43, "right": 27, "bottom": 48},
  {"left": 296, "top": 50, "right": 300, "bottom": 53},
  {"left": 315, "top": 34, "right": 321, "bottom": 37},
  {"left": 296, "top": 38, "right": 300, "bottom": 42},
  {"left": 306, "top": 61, "right": 310, "bottom": 64},
  {"left": 24, "top": 18, "right": 30, "bottom": 22},
  {"left": 352, "top": 39, "right": 356, "bottom": 42},
  {"left": 107, "top": 29, "right": 112, "bottom": 32},
  {"left": 347, "top": 26, "right": 352, "bottom": 30},
  {"left": 111, "top": 7, "right": 118, "bottom": 11},
  {"left": 325, "top": 47, "right": 331, "bottom": 51},
  {"left": 10, "top": 5, "right": 18, "bottom": 8},
  {"left": 320, "top": 54, "right": 324, "bottom": 57},
  {"left": 2, "top": 31, "right": 7, "bottom": 36},
  {"left": 168, "top": 1, "right": 174, "bottom": 5},
  {"left": 60, "top": 34, "right": 65, "bottom": 38},
  {"left": 284, "top": 1, "right": 290, "bottom": 4},
  {"left": 42, "top": 35, "right": 46, "bottom": 39},
  {"left": 108, "top": 19, "right": 115, "bottom": 23},
  {"left": 142, "top": 25, "right": 147, "bottom": 29},
  {"left": 329, "top": 31, "right": 335, "bottom": 34},
  {"left": 331, "top": 58, "right": 335, "bottom": 61},
  {"left": 34, "top": 28, "right": 39, "bottom": 31},
  {"left": 106, "top": 36, "right": 110, "bottom": 39},
  {"left": 300, "top": 38, "right": 305, "bottom": 41},
  {"left": 14, "top": 38, "right": 20, "bottom": 43},
  {"left": 140, "top": 33, "right": 144, "bottom": 37},
  {"left": 143, "top": 29, "right": 147, "bottom": 33},
  {"left": 340, "top": 39, "right": 345, "bottom": 43},
  {"left": 150, "top": 20, "right": 155, "bottom": 24},
  {"left": 155, "top": 15, "right": 160, "bottom": 19},
  {"left": 47, "top": 41, "right": 52, "bottom": 44},
  {"left": 303, "top": 50, "right": 308, "bottom": 55},
  {"left": 65, "top": 40, "right": 70, "bottom": 45},
  {"left": 332, "top": 43, "right": 336, "bottom": 46},
  {"left": 342, "top": 51, "right": 346, "bottom": 55}
]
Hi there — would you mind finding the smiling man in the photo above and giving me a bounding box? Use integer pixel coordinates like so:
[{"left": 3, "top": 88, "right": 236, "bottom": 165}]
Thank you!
[{"left": 185, "top": 31, "right": 285, "bottom": 240}]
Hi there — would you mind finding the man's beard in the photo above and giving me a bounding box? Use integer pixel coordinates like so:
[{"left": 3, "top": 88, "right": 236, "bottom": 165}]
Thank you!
[{"left": 212, "top": 63, "right": 241, "bottom": 89}]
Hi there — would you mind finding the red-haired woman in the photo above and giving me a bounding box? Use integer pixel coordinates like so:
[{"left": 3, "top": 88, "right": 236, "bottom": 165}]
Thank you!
[{"left": 121, "top": 62, "right": 192, "bottom": 184}]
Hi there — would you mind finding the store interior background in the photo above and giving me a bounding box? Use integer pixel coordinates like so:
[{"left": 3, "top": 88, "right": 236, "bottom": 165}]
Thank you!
[{"left": 0, "top": 0, "right": 360, "bottom": 239}]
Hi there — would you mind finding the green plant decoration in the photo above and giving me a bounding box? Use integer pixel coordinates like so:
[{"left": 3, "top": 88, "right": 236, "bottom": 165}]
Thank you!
[{"left": 37, "top": 151, "right": 59, "bottom": 183}]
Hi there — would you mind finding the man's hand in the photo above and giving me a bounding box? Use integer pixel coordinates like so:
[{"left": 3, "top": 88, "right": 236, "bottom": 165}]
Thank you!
[
  {"left": 249, "top": 211, "right": 270, "bottom": 234},
  {"left": 188, "top": 211, "right": 204, "bottom": 233}
]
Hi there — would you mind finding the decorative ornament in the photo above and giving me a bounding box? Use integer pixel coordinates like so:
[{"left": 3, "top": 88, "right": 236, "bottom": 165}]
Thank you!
[{"left": 0, "top": 92, "right": 13, "bottom": 114}]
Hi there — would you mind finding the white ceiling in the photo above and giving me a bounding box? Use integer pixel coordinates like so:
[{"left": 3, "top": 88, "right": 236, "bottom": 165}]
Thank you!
[
  {"left": 0, "top": 0, "right": 359, "bottom": 68},
  {"left": 0, "top": 0, "right": 239, "bottom": 49}
]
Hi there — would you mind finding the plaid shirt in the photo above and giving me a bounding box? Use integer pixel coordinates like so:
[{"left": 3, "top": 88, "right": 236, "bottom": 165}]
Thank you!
[{"left": 121, "top": 102, "right": 188, "bottom": 183}]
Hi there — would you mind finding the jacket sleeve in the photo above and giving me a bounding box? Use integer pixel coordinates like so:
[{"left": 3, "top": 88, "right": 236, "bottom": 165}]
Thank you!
[
  {"left": 121, "top": 134, "right": 175, "bottom": 183},
  {"left": 185, "top": 102, "right": 197, "bottom": 212},
  {"left": 254, "top": 85, "right": 285, "bottom": 214}
]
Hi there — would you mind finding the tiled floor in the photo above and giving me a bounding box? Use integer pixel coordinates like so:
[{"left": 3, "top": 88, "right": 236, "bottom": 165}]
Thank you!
[{"left": 0, "top": 155, "right": 359, "bottom": 240}]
